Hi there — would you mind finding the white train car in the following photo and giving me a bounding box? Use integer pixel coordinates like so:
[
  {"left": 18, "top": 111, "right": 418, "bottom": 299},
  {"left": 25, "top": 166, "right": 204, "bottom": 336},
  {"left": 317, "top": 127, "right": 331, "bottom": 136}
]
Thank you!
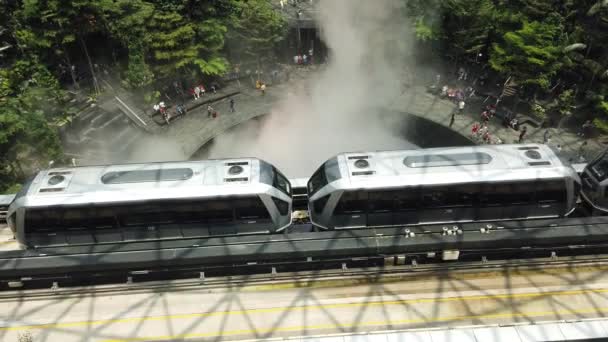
[
  {"left": 308, "top": 144, "right": 580, "bottom": 229},
  {"left": 7, "top": 158, "right": 292, "bottom": 248}
]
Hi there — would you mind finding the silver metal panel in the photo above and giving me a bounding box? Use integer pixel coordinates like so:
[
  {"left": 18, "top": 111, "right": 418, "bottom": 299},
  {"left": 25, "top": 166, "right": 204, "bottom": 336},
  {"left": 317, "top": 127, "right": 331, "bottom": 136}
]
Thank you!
[
  {"left": 558, "top": 321, "right": 608, "bottom": 340},
  {"left": 473, "top": 327, "right": 520, "bottom": 342},
  {"left": 0, "top": 194, "right": 15, "bottom": 206},
  {"left": 331, "top": 144, "right": 575, "bottom": 191},
  {"left": 386, "top": 331, "right": 433, "bottom": 342},
  {"left": 428, "top": 328, "right": 476, "bottom": 342},
  {"left": 19, "top": 158, "right": 273, "bottom": 207},
  {"left": 515, "top": 323, "right": 565, "bottom": 342}
]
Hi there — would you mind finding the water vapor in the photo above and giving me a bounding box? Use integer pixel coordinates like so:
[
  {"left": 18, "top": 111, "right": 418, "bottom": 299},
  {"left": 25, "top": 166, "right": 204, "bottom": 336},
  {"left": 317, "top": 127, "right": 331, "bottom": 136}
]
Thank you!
[{"left": 204, "top": 0, "right": 418, "bottom": 177}]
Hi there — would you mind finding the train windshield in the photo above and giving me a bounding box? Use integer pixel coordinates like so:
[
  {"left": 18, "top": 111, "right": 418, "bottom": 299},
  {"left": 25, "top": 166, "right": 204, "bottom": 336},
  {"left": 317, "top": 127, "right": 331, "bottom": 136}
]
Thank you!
[
  {"left": 273, "top": 168, "right": 291, "bottom": 195},
  {"left": 308, "top": 157, "right": 341, "bottom": 195},
  {"left": 259, "top": 160, "right": 291, "bottom": 195},
  {"left": 591, "top": 159, "right": 608, "bottom": 181}
]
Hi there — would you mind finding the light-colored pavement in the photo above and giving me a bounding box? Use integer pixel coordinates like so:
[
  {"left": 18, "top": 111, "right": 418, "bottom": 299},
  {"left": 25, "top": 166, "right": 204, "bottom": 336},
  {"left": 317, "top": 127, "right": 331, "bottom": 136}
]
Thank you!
[
  {"left": 0, "top": 224, "right": 17, "bottom": 251},
  {"left": 2, "top": 264, "right": 608, "bottom": 341}
]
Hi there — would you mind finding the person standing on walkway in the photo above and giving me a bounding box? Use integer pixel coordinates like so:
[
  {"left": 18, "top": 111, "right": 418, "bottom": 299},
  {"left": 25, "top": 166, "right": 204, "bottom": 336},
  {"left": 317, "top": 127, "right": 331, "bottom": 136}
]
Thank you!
[
  {"left": 449, "top": 112, "right": 455, "bottom": 128},
  {"left": 579, "top": 120, "right": 594, "bottom": 138},
  {"left": 229, "top": 98, "right": 235, "bottom": 112},
  {"left": 518, "top": 126, "right": 527, "bottom": 143},
  {"left": 481, "top": 110, "right": 489, "bottom": 124},
  {"left": 207, "top": 104, "right": 213, "bottom": 118},
  {"left": 543, "top": 129, "right": 551, "bottom": 144},
  {"left": 260, "top": 83, "right": 266, "bottom": 95},
  {"left": 194, "top": 86, "right": 201, "bottom": 100},
  {"left": 458, "top": 100, "right": 465, "bottom": 114}
]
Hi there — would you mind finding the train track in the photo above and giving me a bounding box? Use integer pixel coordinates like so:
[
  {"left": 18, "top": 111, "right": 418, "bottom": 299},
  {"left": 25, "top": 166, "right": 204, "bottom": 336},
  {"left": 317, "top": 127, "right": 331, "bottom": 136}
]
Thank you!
[{"left": 5, "top": 251, "right": 608, "bottom": 300}]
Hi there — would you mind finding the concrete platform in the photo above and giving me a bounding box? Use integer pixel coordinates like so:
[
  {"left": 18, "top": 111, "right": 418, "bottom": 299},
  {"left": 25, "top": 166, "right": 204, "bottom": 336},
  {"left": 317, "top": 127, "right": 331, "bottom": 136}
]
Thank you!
[
  {"left": 2, "top": 262, "right": 608, "bottom": 341},
  {"left": 0, "top": 224, "right": 18, "bottom": 251}
]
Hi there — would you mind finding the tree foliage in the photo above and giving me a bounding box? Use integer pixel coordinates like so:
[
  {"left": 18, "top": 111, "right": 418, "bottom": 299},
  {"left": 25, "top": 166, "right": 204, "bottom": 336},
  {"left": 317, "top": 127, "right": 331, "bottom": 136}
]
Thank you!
[
  {"left": 226, "top": 0, "right": 287, "bottom": 62},
  {"left": 0, "top": 0, "right": 287, "bottom": 192},
  {"left": 405, "top": 0, "right": 608, "bottom": 120}
]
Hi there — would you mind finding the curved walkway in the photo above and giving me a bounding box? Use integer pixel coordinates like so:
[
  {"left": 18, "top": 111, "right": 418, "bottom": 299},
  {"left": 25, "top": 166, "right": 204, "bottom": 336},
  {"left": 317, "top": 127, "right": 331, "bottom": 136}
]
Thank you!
[
  {"left": 156, "top": 67, "right": 602, "bottom": 163},
  {"left": 160, "top": 89, "right": 279, "bottom": 157},
  {"left": 387, "top": 85, "right": 603, "bottom": 162}
]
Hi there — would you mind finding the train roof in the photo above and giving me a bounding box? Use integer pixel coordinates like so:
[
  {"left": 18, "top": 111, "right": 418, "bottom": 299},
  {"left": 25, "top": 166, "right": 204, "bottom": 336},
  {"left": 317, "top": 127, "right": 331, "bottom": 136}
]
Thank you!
[
  {"left": 0, "top": 194, "right": 15, "bottom": 207},
  {"left": 17, "top": 158, "right": 274, "bottom": 208},
  {"left": 333, "top": 144, "right": 578, "bottom": 189}
]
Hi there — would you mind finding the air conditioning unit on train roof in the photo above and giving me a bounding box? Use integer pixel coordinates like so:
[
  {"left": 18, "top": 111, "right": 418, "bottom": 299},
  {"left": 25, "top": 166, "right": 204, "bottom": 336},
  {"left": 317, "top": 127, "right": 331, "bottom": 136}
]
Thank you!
[
  {"left": 346, "top": 154, "right": 377, "bottom": 176},
  {"left": 38, "top": 171, "right": 74, "bottom": 193},
  {"left": 222, "top": 161, "right": 251, "bottom": 183},
  {"left": 517, "top": 146, "right": 552, "bottom": 167}
]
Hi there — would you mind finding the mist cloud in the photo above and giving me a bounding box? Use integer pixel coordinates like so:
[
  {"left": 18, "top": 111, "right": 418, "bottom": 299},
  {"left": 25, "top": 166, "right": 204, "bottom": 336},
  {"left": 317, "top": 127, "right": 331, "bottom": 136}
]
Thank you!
[{"left": 204, "top": 0, "right": 418, "bottom": 178}]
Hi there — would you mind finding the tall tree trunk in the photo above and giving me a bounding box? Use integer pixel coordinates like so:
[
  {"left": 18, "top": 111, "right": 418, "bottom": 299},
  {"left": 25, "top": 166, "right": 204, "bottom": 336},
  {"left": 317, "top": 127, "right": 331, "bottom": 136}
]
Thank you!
[{"left": 79, "top": 34, "right": 101, "bottom": 94}]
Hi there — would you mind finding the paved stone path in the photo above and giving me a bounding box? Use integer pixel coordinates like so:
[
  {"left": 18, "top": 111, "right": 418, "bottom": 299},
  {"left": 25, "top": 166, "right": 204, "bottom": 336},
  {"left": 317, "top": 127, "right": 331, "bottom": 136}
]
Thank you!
[
  {"left": 387, "top": 84, "right": 604, "bottom": 162},
  {"left": 76, "top": 64, "right": 603, "bottom": 165}
]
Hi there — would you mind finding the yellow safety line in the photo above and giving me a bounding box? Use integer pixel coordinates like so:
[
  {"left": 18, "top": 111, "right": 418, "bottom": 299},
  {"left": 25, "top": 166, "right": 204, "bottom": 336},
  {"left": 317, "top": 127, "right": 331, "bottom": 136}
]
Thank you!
[
  {"left": 101, "top": 306, "right": 608, "bottom": 342},
  {"left": 2, "top": 287, "right": 608, "bottom": 334}
]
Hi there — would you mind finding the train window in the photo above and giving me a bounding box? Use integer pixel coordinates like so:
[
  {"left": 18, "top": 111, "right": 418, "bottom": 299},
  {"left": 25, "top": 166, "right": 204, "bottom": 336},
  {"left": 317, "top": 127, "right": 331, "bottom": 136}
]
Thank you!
[
  {"left": 591, "top": 159, "right": 608, "bottom": 181},
  {"left": 448, "top": 184, "right": 478, "bottom": 207},
  {"left": 394, "top": 188, "right": 419, "bottom": 210},
  {"left": 273, "top": 168, "right": 292, "bottom": 195},
  {"left": 536, "top": 180, "right": 566, "bottom": 203},
  {"left": 404, "top": 152, "right": 492, "bottom": 168},
  {"left": 502, "top": 182, "right": 535, "bottom": 204},
  {"left": 325, "top": 157, "right": 342, "bottom": 182},
  {"left": 101, "top": 168, "right": 193, "bottom": 184},
  {"left": 308, "top": 166, "right": 327, "bottom": 195},
  {"left": 272, "top": 197, "right": 289, "bottom": 216},
  {"left": 121, "top": 205, "right": 173, "bottom": 226},
  {"left": 24, "top": 209, "right": 51, "bottom": 232},
  {"left": 203, "top": 200, "right": 234, "bottom": 222},
  {"left": 422, "top": 186, "right": 451, "bottom": 207},
  {"left": 334, "top": 191, "right": 367, "bottom": 214},
  {"left": 479, "top": 184, "right": 505, "bottom": 206},
  {"left": 235, "top": 197, "right": 271, "bottom": 219},
  {"left": 368, "top": 191, "right": 394, "bottom": 212},
  {"left": 313, "top": 195, "right": 330, "bottom": 214}
]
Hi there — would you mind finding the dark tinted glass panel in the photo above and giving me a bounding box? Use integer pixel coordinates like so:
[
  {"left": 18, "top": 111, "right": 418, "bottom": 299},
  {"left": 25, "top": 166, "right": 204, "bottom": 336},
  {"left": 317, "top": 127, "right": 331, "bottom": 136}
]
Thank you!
[
  {"left": 273, "top": 168, "right": 292, "bottom": 195},
  {"left": 368, "top": 191, "right": 394, "bottom": 212},
  {"left": 404, "top": 152, "right": 492, "bottom": 168},
  {"left": 235, "top": 197, "right": 270, "bottom": 219},
  {"left": 591, "top": 158, "right": 608, "bottom": 181},
  {"left": 479, "top": 183, "right": 505, "bottom": 206},
  {"left": 308, "top": 166, "right": 327, "bottom": 195},
  {"left": 502, "top": 182, "right": 535, "bottom": 204},
  {"left": 334, "top": 191, "right": 367, "bottom": 214},
  {"left": 325, "top": 157, "right": 342, "bottom": 182},
  {"left": 422, "top": 187, "right": 450, "bottom": 207},
  {"left": 259, "top": 160, "right": 274, "bottom": 185},
  {"left": 313, "top": 195, "right": 330, "bottom": 214},
  {"left": 203, "top": 200, "right": 234, "bottom": 222},
  {"left": 395, "top": 188, "right": 419, "bottom": 210},
  {"left": 448, "top": 184, "right": 478, "bottom": 207},
  {"left": 537, "top": 180, "right": 566, "bottom": 203},
  {"left": 272, "top": 197, "right": 289, "bottom": 215},
  {"left": 101, "top": 168, "right": 193, "bottom": 184}
]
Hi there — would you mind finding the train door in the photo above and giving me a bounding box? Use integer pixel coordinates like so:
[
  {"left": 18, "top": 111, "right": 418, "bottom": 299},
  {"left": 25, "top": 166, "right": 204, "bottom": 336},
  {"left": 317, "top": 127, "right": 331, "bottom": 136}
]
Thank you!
[
  {"left": 419, "top": 185, "right": 475, "bottom": 223},
  {"left": 533, "top": 180, "right": 566, "bottom": 217},
  {"left": 332, "top": 191, "right": 368, "bottom": 228},
  {"left": 393, "top": 188, "right": 420, "bottom": 225},
  {"left": 233, "top": 196, "right": 273, "bottom": 234},
  {"left": 501, "top": 181, "right": 535, "bottom": 219}
]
